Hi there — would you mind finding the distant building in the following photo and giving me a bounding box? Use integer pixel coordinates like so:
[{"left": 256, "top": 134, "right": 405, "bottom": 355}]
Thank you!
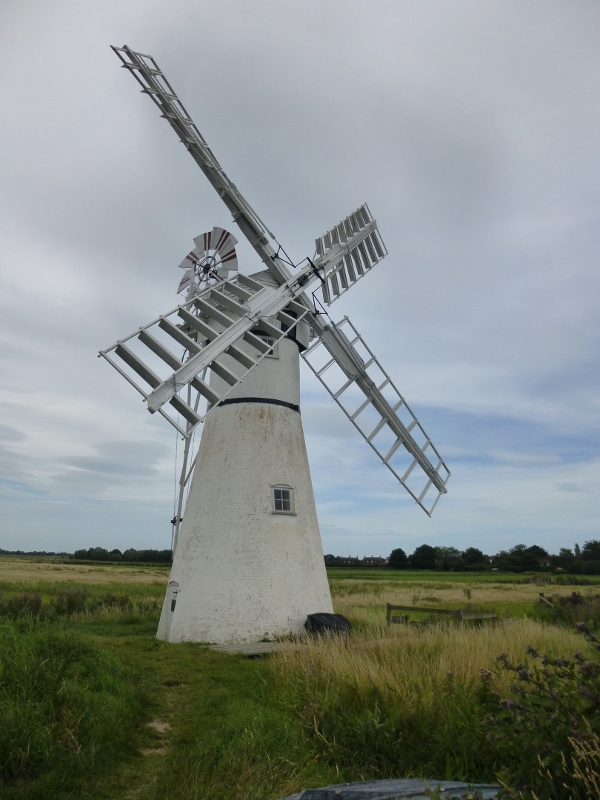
[{"left": 333, "top": 556, "right": 388, "bottom": 567}]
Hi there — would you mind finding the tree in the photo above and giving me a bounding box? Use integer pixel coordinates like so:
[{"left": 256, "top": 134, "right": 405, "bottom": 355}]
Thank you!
[
  {"left": 582, "top": 540, "right": 600, "bottom": 561},
  {"left": 409, "top": 544, "right": 437, "bottom": 570},
  {"left": 435, "top": 547, "right": 463, "bottom": 571},
  {"left": 572, "top": 540, "right": 600, "bottom": 574},
  {"left": 122, "top": 548, "right": 172, "bottom": 563},
  {"left": 527, "top": 545, "right": 548, "bottom": 559},
  {"left": 550, "top": 548, "right": 574, "bottom": 570},
  {"left": 388, "top": 548, "right": 408, "bottom": 569},
  {"left": 461, "top": 547, "right": 489, "bottom": 570},
  {"left": 494, "top": 544, "right": 539, "bottom": 573}
]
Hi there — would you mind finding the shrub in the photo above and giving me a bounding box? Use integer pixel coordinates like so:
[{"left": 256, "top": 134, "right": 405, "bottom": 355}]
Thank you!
[
  {"left": 536, "top": 592, "right": 600, "bottom": 629},
  {"left": 99, "top": 593, "right": 133, "bottom": 610},
  {"left": 483, "top": 623, "right": 600, "bottom": 799},
  {"left": 0, "top": 592, "right": 43, "bottom": 618},
  {"left": 502, "top": 719, "right": 600, "bottom": 799},
  {"left": 54, "top": 588, "right": 88, "bottom": 616}
]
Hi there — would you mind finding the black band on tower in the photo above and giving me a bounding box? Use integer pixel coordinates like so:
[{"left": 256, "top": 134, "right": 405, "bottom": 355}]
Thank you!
[{"left": 218, "top": 397, "right": 300, "bottom": 414}]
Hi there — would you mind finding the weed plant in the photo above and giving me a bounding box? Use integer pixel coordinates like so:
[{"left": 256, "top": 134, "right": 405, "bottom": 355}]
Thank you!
[{"left": 484, "top": 623, "right": 600, "bottom": 799}]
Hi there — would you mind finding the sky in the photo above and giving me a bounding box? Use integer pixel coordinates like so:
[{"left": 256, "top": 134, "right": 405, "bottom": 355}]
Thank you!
[{"left": 1, "top": 0, "right": 599, "bottom": 558}]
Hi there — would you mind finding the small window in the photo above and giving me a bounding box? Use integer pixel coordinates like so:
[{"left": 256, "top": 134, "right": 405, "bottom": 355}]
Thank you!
[
  {"left": 272, "top": 485, "right": 295, "bottom": 514},
  {"left": 261, "top": 337, "right": 278, "bottom": 358}
]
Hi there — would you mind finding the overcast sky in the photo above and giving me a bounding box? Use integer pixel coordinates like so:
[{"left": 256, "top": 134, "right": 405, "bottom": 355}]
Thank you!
[{"left": 1, "top": 0, "right": 599, "bottom": 558}]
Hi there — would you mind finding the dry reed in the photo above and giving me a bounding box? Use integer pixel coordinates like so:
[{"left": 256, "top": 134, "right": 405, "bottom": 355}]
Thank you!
[{"left": 272, "top": 618, "right": 591, "bottom": 702}]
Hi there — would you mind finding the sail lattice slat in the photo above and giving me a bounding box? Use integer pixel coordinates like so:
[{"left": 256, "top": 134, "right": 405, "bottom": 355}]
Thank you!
[{"left": 302, "top": 316, "right": 450, "bottom": 515}]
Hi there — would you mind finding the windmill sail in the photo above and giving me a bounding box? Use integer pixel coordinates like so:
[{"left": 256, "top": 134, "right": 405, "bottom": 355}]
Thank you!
[
  {"left": 111, "top": 45, "right": 293, "bottom": 287},
  {"left": 99, "top": 273, "right": 310, "bottom": 435},
  {"left": 315, "top": 204, "right": 388, "bottom": 305},
  {"left": 302, "top": 316, "right": 450, "bottom": 515}
]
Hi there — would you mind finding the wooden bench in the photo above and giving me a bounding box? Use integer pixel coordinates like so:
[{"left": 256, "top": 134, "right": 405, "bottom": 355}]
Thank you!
[{"left": 386, "top": 603, "right": 498, "bottom": 625}]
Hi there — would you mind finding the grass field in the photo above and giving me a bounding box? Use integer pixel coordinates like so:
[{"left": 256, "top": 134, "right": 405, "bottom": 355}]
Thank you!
[
  {"left": 0, "top": 556, "right": 170, "bottom": 586},
  {"left": 1, "top": 557, "right": 599, "bottom": 799}
]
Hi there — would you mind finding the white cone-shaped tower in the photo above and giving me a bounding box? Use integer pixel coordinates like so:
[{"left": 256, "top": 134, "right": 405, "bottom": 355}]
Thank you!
[{"left": 157, "top": 276, "right": 333, "bottom": 643}]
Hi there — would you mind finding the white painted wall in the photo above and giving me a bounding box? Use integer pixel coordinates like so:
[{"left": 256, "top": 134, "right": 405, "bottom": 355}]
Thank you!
[
  {"left": 210, "top": 335, "right": 301, "bottom": 407},
  {"left": 157, "top": 324, "right": 333, "bottom": 643}
]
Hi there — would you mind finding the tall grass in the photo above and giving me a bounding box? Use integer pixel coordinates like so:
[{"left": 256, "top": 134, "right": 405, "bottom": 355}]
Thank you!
[
  {"left": 0, "top": 586, "right": 162, "bottom": 625},
  {"left": 0, "top": 617, "right": 143, "bottom": 799},
  {"left": 270, "top": 620, "right": 593, "bottom": 783}
]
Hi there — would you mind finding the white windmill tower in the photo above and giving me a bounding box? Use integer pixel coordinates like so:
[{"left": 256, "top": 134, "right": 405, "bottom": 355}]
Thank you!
[{"left": 100, "top": 46, "right": 451, "bottom": 644}]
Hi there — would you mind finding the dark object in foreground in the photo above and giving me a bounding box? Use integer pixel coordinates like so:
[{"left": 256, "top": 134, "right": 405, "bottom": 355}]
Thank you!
[
  {"left": 281, "top": 778, "right": 500, "bottom": 799},
  {"left": 305, "top": 613, "right": 351, "bottom": 637}
]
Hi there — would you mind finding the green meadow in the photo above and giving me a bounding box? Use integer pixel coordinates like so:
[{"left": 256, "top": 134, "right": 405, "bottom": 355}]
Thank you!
[{"left": 1, "top": 557, "right": 600, "bottom": 800}]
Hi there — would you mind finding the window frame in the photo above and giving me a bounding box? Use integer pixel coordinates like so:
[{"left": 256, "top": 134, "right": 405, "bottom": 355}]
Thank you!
[{"left": 271, "top": 484, "right": 295, "bottom": 515}]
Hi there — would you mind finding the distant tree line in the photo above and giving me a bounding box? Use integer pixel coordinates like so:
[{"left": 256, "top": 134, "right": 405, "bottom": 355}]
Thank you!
[
  {"left": 323, "top": 555, "right": 387, "bottom": 568},
  {"left": 381, "top": 541, "right": 600, "bottom": 573},
  {"left": 324, "top": 541, "right": 600, "bottom": 573},
  {"left": 0, "top": 546, "right": 172, "bottom": 563},
  {"left": 0, "top": 548, "right": 73, "bottom": 557},
  {"left": 6, "top": 540, "right": 600, "bottom": 573},
  {"left": 72, "top": 547, "right": 172, "bottom": 563}
]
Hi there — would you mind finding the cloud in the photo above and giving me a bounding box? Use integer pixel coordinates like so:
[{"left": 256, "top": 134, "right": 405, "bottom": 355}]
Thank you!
[{"left": 0, "top": 0, "right": 599, "bottom": 556}]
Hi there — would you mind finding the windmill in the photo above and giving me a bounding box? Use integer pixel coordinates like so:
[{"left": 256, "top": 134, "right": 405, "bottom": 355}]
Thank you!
[{"left": 100, "top": 46, "right": 451, "bottom": 644}]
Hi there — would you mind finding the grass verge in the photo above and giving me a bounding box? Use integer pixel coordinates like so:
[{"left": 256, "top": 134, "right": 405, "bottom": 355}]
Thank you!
[{"left": 0, "top": 617, "right": 144, "bottom": 800}]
